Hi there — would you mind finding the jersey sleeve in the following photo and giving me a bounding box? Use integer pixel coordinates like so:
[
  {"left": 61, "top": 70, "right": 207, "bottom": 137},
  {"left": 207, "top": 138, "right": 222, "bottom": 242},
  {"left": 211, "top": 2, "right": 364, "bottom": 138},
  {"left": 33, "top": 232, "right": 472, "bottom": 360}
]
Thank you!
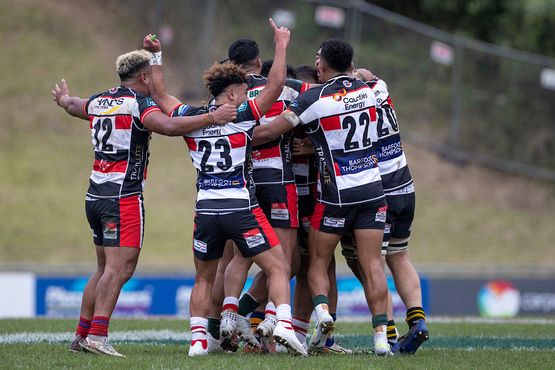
[
  {"left": 367, "top": 79, "right": 392, "bottom": 108},
  {"left": 170, "top": 103, "right": 206, "bottom": 117},
  {"left": 285, "top": 78, "right": 310, "bottom": 94},
  {"left": 84, "top": 93, "right": 101, "bottom": 118},
  {"left": 137, "top": 95, "right": 161, "bottom": 122},
  {"left": 286, "top": 87, "right": 321, "bottom": 126}
]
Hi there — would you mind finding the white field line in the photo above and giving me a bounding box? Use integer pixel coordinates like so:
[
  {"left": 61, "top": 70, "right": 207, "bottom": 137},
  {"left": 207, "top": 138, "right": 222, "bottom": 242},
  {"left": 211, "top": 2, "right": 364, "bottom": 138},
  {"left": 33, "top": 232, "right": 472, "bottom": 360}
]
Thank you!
[{"left": 0, "top": 330, "right": 191, "bottom": 344}]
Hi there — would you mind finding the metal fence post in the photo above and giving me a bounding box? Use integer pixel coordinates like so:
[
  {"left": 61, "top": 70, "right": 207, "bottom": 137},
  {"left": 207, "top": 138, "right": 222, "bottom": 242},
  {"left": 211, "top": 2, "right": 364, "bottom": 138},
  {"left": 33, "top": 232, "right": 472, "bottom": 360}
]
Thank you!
[{"left": 448, "top": 37, "right": 464, "bottom": 149}]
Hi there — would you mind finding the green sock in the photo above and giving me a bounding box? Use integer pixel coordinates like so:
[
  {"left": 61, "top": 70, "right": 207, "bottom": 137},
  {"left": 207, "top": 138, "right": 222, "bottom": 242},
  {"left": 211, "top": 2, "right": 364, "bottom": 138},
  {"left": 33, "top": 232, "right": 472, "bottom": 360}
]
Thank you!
[
  {"left": 238, "top": 293, "right": 259, "bottom": 316},
  {"left": 207, "top": 317, "right": 220, "bottom": 340}
]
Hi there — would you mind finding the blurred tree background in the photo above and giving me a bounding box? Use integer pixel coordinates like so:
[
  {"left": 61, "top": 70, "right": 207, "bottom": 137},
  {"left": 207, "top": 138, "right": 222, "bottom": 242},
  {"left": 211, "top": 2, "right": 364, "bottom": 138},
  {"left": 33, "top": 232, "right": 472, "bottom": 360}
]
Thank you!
[{"left": 369, "top": 0, "right": 555, "bottom": 57}]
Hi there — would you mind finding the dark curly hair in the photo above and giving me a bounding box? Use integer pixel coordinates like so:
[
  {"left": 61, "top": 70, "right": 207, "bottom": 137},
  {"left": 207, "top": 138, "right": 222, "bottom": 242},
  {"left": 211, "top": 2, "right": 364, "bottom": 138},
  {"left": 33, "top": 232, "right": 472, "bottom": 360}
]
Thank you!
[
  {"left": 203, "top": 63, "right": 247, "bottom": 97},
  {"left": 320, "top": 38, "right": 353, "bottom": 73}
]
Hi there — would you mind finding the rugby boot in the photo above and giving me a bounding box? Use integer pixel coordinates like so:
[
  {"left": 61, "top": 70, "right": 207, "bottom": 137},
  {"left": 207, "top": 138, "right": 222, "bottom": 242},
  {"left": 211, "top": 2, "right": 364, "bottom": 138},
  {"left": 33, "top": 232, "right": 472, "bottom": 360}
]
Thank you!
[
  {"left": 219, "top": 310, "right": 238, "bottom": 351},
  {"left": 307, "top": 311, "right": 334, "bottom": 352},
  {"left": 273, "top": 320, "right": 308, "bottom": 356},
  {"left": 256, "top": 313, "right": 277, "bottom": 339},
  {"left": 206, "top": 332, "right": 223, "bottom": 353},
  {"left": 69, "top": 335, "right": 86, "bottom": 353},
  {"left": 188, "top": 339, "right": 209, "bottom": 357},
  {"left": 323, "top": 341, "right": 353, "bottom": 354},
  {"left": 236, "top": 314, "right": 261, "bottom": 348},
  {"left": 373, "top": 330, "right": 392, "bottom": 356},
  {"left": 392, "top": 319, "right": 429, "bottom": 355},
  {"left": 80, "top": 335, "right": 125, "bottom": 357}
]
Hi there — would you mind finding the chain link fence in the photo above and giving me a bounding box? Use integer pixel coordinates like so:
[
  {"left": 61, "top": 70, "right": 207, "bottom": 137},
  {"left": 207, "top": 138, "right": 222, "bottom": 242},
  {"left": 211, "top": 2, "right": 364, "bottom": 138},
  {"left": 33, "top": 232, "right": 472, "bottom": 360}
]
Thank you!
[{"left": 113, "top": 0, "right": 555, "bottom": 181}]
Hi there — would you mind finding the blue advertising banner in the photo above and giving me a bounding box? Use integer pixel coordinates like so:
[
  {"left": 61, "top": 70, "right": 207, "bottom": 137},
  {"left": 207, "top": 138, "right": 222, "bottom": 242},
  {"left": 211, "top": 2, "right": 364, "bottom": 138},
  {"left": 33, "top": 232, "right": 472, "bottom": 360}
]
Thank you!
[{"left": 36, "top": 275, "right": 428, "bottom": 318}]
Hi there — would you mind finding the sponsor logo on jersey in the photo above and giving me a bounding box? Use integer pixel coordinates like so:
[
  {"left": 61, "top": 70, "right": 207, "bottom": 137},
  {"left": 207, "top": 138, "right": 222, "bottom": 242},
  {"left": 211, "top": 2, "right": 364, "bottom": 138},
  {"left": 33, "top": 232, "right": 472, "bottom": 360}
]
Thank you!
[
  {"left": 193, "top": 239, "right": 207, "bottom": 253},
  {"left": 296, "top": 185, "right": 310, "bottom": 196},
  {"left": 375, "top": 206, "right": 388, "bottom": 223},
  {"left": 237, "top": 101, "right": 248, "bottom": 112},
  {"left": 243, "top": 228, "right": 266, "bottom": 248},
  {"left": 109, "top": 87, "right": 118, "bottom": 93},
  {"left": 97, "top": 97, "right": 124, "bottom": 107},
  {"left": 202, "top": 125, "right": 222, "bottom": 136},
  {"left": 270, "top": 203, "right": 290, "bottom": 220},
  {"left": 323, "top": 217, "right": 345, "bottom": 228},
  {"left": 103, "top": 221, "right": 118, "bottom": 240},
  {"left": 248, "top": 88, "right": 262, "bottom": 99},
  {"left": 289, "top": 100, "right": 299, "bottom": 108},
  {"left": 343, "top": 92, "right": 368, "bottom": 110},
  {"left": 333, "top": 88, "right": 348, "bottom": 102},
  {"left": 343, "top": 80, "right": 353, "bottom": 88},
  {"left": 144, "top": 98, "right": 156, "bottom": 107}
]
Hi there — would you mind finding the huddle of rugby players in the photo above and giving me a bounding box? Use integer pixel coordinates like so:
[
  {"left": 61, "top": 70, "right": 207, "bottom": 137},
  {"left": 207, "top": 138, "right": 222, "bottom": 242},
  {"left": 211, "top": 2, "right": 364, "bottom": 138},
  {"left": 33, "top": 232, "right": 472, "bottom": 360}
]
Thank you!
[{"left": 52, "top": 17, "right": 428, "bottom": 358}]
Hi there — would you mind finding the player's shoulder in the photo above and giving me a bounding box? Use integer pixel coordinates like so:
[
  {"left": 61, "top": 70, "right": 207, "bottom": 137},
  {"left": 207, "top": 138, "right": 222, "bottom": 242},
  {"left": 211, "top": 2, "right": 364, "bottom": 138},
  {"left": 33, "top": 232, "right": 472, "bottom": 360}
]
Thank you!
[
  {"left": 247, "top": 73, "right": 267, "bottom": 88},
  {"left": 366, "top": 78, "right": 389, "bottom": 93}
]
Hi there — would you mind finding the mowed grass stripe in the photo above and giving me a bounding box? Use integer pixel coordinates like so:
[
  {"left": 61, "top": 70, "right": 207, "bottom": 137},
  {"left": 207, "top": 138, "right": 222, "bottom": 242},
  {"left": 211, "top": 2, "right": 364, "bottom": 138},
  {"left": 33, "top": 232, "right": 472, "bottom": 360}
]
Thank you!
[{"left": 1, "top": 330, "right": 553, "bottom": 351}]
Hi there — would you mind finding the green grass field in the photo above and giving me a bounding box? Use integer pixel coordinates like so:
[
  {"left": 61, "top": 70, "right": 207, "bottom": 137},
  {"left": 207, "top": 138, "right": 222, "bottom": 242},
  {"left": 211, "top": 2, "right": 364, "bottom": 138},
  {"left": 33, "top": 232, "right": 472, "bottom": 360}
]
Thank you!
[{"left": 1, "top": 318, "right": 554, "bottom": 369}]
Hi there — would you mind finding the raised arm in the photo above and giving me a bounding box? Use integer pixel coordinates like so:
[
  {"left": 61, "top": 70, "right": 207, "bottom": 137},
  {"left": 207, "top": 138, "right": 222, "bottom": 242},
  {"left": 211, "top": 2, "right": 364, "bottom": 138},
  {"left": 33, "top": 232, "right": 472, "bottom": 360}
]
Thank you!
[
  {"left": 252, "top": 18, "right": 290, "bottom": 116},
  {"left": 51, "top": 79, "right": 88, "bottom": 120},
  {"left": 142, "top": 104, "right": 237, "bottom": 136},
  {"left": 143, "top": 34, "right": 182, "bottom": 115}
]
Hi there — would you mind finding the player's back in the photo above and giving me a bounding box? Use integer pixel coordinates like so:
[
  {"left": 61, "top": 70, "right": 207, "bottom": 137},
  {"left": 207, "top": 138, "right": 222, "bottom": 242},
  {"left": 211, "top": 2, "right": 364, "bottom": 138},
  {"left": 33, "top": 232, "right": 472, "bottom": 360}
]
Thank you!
[
  {"left": 247, "top": 73, "right": 309, "bottom": 185},
  {"left": 290, "top": 75, "right": 384, "bottom": 206},
  {"left": 172, "top": 101, "right": 261, "bottom": 213},
  {"left": 85, "top": 86, "right": 156, "bottom": 199},
  {"left": 366, "top": 78, "right": 413, "bottom": 193}
]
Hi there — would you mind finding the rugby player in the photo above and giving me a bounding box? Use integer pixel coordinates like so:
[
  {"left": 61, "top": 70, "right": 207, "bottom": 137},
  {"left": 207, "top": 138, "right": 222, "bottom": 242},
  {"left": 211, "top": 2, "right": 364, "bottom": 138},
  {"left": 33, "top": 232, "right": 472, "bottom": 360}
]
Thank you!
[
  {"left": 340, "top": 76, "right": 429, "bottom": 354},
  {"left": 52, "top": 50, "right": 237, "bottom": 357},
  {"left": 288, "top": 64, "right": 351, "bottom": 354},
  {"left": 251, "top": 39, "right": 392, "bottom": 355},
  {"left": 144, "top": 19, "right": 307, "bottom": 356},
  {"left": 216, "top": 37, "right": 311, "bottom": 349}
]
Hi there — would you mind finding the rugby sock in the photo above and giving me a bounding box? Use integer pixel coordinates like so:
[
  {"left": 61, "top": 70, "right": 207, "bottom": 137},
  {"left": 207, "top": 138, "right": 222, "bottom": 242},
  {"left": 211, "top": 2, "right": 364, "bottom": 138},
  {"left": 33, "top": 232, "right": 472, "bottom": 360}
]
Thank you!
[
  {"left": 222, "top": 296, "right": 239, "bottom": 312},
  {"left": 292, "top": 317, "right": 310, "bottom": 344},
  {"left": 75, "top": 316, "right": 91, "bottom": 338},
  {"left": 406, "top": 307, "right": 426, "bottom": 327},
  {"left": 190, "top": 317, "right": 208, "bottom": 350},
  {"left": 265, "top": 302, "right": 276, "bottom": 318},
  {"left": 250, "top": 311, "right": 265, "bottom": 331},
  {"left": 325, "top": 313, "right": 337, "bottom": 347},
  {"left": 276, "top": 304, "right": 293, "bottom": 329},
  {"left": 238, "top": 293, "right": 259, "bottom": 316},
  {"left": 387, "top": 320, "right": 399, "bottom": 342},
  {"left": 372, "top": 314, "right": 388, "bottom": 329},
  {"left": 312, "top": 295, "right": 330, "bottom": 321},
  {"left": 207, "top": 317, "right": 220, "bottom": 340},
  {"left": 89, "top": 316, "right": 110, "bottom": 337}
]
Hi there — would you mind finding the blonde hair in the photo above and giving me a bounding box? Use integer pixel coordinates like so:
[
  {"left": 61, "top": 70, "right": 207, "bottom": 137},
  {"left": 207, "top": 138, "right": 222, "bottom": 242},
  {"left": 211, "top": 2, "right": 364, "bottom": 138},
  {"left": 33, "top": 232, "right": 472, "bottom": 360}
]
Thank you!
[{"left": 115, "top": 50, "right": 151, "bottom": 81}]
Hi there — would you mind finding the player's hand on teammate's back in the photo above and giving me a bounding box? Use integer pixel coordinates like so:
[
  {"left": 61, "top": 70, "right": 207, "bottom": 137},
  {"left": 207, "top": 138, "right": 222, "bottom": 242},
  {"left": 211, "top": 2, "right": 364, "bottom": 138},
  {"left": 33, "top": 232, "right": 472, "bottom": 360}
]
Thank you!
[
  {"left": 354, "top": 68, "right": 376, "bottom": 82},
  {"left": 52, "top": 79, "right": 69, "bottom": 106},
  {"left": 269, "top": 18, "right": 290, "bottom": 49},
  {"left": 292, "top": 137, "right": 315, "bottom": 156},
  {"left": 212, "top": 104, "right": 237, "bottom": 124},
  {"left": 143, "top": 34, "right": 161, "bottom": 53}
]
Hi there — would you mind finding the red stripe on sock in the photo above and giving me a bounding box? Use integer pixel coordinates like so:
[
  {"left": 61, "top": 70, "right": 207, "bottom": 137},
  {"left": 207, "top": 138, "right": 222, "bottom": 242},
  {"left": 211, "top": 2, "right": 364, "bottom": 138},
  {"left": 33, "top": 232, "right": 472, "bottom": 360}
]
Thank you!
[{"left": 223, "top": 304, "right": 238, "bottom": 312}]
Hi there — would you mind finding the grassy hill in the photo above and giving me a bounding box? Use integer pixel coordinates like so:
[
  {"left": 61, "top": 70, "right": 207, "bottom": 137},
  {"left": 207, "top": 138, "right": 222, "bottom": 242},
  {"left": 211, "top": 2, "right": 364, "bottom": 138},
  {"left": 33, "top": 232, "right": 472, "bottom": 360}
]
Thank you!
[{"left": 0, "top": 0, "right": 554, "bottom": 271}]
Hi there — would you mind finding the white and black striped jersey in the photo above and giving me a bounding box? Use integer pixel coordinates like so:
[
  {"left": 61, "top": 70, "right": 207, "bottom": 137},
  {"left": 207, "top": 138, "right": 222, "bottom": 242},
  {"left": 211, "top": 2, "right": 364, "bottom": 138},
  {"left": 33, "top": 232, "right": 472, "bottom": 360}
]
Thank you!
[
  {"left": 367, "top": 79, "right": 413, "bottom": 194},
  {"left": 247, "top": 74, "right": 309, "bottom": 185},
  {"left": 84, "top": 86, "right": 160, "bottom": 199},
  {"left": 171, "top": 100, "right": 263, "bottom": 213},
  {"left": 287, "top": 75, "right": 385, "bottom": 206},
  {"left": 292, "top": 131, "right": 318, "bottom": 197}
]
